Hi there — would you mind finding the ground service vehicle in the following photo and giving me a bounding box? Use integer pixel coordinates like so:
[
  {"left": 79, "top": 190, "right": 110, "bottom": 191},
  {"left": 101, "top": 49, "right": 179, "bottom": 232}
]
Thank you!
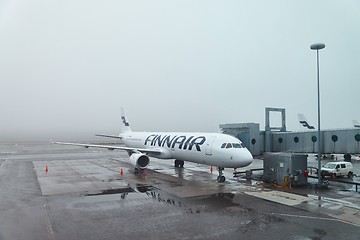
[{"left": 321, "top": 161, "right": 354, "bottom": 178}]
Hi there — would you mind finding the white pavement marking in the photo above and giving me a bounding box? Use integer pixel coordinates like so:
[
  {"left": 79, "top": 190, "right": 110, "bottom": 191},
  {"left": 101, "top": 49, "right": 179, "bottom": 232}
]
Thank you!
[{"left": 245, "top": 190, "right": 309, "bottom": 206}]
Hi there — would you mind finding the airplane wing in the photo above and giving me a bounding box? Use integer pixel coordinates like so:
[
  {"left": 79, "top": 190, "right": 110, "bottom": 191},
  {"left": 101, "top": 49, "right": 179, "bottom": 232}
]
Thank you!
[
  {"left": 51, "top": 141, "right": 162, "bottom": 155},
  {"left": 95, "top": 134, "right": 122, "bottom": 139}
]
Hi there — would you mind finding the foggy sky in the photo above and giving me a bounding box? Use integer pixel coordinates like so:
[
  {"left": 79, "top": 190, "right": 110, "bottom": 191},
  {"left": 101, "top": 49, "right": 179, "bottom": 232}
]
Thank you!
[{"left": 1, "top": 1, "right": 359, "bottom": 140}]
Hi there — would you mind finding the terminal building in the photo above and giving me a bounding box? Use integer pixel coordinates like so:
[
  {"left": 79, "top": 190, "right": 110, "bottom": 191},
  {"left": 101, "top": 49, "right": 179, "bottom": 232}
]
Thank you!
[{"left": 220, "top": 107, "right": 360, "bottom": 156}]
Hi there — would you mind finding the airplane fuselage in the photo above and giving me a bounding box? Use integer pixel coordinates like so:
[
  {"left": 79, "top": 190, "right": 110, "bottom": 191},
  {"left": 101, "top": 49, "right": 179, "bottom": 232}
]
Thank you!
[{"left": 121, "top": 131, "right": 253, "bottom": 168}]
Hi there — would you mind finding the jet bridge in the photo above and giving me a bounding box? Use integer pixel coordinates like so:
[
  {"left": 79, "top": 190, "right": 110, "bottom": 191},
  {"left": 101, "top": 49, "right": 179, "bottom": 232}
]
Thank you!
[
  {"left": 220, "top": 108, "right": 360, "bottom": 155},
  {"left": 272, "top": 129, "right": 360, "bottom": 154}
]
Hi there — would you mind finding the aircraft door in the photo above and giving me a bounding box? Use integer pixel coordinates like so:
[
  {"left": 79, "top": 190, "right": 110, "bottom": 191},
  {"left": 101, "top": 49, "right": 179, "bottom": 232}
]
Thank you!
[{"left": 205, "top": 136, "right": 216, "bottom": 156}]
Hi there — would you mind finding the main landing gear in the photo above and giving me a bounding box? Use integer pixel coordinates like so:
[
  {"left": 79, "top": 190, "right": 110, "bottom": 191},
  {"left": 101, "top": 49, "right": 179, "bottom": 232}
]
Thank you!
[
  {"left": 174, "top": 160, "right": 184, "bottom": 168},
  {"left": 217, "top": 167, "right": 226, "bottom": 183}
]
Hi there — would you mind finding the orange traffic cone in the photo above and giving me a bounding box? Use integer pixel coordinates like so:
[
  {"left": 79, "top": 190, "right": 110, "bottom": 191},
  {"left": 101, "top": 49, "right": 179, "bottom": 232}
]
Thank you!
[
  {"left": 120, "top": 168, "right": 123, "bottom": 176},
  {"left": 45, "top": 165, "right": 48, "bottom": 173}
]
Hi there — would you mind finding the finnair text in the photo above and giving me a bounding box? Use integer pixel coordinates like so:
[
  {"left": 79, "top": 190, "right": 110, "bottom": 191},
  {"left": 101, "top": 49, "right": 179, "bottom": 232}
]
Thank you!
[{"left": 144, "top": 134, "right": 206, "bottom": 151}]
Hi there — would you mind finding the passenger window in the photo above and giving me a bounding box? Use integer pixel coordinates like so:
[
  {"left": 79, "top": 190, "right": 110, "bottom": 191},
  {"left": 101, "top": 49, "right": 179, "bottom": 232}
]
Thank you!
[
  {"left": 226, "top": 143, "right": 232, "bottom": 148},
  {"left": 221, "top": 143, "right": 226, "bottom": 148},
  {"left": 341, "top": 164, "right": 346, "bottom": 168},
  {"left": 336, "top": 164, "right": 340, "bottom": 169}
]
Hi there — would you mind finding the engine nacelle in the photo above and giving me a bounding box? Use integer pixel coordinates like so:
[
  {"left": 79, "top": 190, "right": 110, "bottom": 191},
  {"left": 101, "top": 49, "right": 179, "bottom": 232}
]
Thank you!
[{"left": 129, "top": 153, "right": 150, "bottom": 170}]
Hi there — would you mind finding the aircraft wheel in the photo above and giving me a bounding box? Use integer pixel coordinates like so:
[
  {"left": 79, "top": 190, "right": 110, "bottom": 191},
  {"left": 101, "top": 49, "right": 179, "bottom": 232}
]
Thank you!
[
  {"left": 220, "top": 176, "right": 226, "bottom": 182},
  {"left": 174, "top": 160, "right": 179, "bottom": 168},
  {"left": 179, "top": 160, "right": 184, "bottom": 168},
  {"left": 217, "top": 175, "right": 226, "bottom": 182}
]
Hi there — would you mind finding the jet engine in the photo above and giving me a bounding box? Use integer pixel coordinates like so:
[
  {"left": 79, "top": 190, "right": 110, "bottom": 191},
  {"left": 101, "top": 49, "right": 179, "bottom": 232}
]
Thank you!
[{"left": 129, "top": 153, "right": 150, "bottom": 170}]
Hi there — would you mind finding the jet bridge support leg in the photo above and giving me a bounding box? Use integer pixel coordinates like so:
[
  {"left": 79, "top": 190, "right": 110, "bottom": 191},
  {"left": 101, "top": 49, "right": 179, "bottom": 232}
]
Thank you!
[{"left": 217, "top": 167, "right": 225, "bottom": 183}]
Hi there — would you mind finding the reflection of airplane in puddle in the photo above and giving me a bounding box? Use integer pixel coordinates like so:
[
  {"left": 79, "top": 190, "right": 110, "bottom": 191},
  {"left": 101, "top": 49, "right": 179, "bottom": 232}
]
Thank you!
[
  {"left": 53, "top": 109, "right": 253, "bottom": 182},
  {"left": 85, "top": 183, "right": 237, "bottom": 213},
  {"left": 119, "top": 183, "right": 235, "bottom": 214},
  {"left": 85, "top": 183, "right": 153, "bottom": 199}
]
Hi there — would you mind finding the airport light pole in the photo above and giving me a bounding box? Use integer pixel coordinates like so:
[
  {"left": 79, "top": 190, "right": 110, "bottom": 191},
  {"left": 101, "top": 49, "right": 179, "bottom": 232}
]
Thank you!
[{"left": 310, "top": 43, "right": 325, "bottom": 186}]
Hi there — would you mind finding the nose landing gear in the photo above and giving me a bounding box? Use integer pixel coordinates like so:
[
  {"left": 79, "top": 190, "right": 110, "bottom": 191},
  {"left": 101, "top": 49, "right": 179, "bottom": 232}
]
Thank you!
[
  {"left": 174, "top": 159, "right": 184, "bottom": 168},
  {"left": 217, "top": 167, "right": 226, "bottom": 182}
]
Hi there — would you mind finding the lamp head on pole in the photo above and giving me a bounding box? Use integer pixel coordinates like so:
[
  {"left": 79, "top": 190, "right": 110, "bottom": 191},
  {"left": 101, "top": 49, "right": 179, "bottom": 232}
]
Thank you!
[{"left": 310, "top": 43, "right": 325, "bottom": 50}]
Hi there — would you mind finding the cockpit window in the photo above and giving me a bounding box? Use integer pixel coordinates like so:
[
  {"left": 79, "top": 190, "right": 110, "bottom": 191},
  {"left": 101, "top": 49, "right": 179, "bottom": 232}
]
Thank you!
[
  {"left": 221, "top": 143, "right": 243, "bottom": 149},
  {"left": 232, "top": 143, "right": 242, "bottom": 148}
]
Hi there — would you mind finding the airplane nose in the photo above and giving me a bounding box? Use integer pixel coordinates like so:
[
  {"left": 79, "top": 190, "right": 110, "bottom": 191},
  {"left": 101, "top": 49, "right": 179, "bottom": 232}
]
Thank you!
[{"left": 243, "top": 149, "right": 253, "bottom": 166}]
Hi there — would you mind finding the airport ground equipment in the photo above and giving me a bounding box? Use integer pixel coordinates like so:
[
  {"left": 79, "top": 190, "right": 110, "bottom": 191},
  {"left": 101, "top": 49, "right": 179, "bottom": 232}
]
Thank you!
[
  {"left": 307, "top": 175, "right": 360, "bottom": 192},
  {"left": 233, "top": 168, "right": 263, "bottom": 180},
  {"left": 263, "top": 153, "right": 308, "bottom": 187}
]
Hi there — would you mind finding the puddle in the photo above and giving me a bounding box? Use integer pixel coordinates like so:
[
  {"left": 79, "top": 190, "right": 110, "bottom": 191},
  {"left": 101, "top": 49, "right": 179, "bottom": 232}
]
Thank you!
[{"left": 75, "top": 183, "right": 240, "bottom": 215}]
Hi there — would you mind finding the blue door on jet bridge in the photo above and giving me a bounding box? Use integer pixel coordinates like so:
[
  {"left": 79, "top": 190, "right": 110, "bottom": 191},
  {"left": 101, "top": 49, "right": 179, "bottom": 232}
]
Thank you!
[{"left": 236, "top": 132, "right": 250, "bottom": 149}]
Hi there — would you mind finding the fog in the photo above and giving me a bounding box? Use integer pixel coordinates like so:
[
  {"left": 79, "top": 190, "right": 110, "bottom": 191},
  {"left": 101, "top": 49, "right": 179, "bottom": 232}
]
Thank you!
[{"left": 1, "top": 1, "right": 359, "bottom": 140}]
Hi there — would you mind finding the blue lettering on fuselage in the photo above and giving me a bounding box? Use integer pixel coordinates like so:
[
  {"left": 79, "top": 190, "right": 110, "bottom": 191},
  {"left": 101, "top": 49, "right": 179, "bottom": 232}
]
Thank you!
[
  {"left": 162, "top": 135, "right": 177, "bottom": 148},
  {"left": 188, "top": 136, "right": 206, "bottom": 151},
  {"left": 144, "top": 134, "right": 206, "bottom": 152},
  {"left": 182, "top": 136, "right": 194, "bottom": 150}
]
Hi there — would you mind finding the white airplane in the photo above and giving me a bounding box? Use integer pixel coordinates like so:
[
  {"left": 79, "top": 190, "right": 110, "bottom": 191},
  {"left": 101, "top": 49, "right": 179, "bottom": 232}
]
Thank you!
[
  {"left": 298, "top": 113, "right": 315, "bottom": 129},
  {"left": 353, "top": 120, "right": 360, "bottom": 128},
  {"left": 53, "top": 109, "right": 253, "bottom": 182}
]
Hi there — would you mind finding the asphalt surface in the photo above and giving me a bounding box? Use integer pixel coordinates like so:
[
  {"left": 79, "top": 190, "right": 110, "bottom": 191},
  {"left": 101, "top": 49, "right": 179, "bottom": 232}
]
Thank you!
[{"left": 0, "top": 141, "right": 359, "bottom": 240}]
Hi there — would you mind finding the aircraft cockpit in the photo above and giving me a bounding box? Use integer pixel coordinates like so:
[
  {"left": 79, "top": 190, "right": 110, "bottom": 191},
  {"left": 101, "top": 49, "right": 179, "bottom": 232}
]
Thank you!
[{"left": 220, "top": 143, "right": 243, "bottom": 149}]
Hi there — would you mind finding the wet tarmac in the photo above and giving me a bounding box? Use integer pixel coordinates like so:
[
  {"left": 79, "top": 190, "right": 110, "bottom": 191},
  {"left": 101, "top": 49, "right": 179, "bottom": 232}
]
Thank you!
[{"left": 0, "top": 141, "right": 360, "bottom": 240}]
